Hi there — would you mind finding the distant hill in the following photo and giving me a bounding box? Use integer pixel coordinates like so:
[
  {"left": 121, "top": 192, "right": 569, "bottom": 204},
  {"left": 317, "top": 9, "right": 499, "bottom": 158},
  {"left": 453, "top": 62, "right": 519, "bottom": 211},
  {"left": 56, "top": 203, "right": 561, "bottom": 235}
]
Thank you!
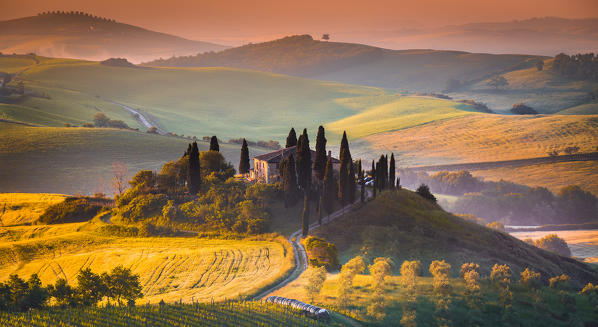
[
  {"left": 146, "top": 34, "right": 544, "bottom": 91},
  {"left": 0, "top": 12, "right": 228, "bottom": 63}
]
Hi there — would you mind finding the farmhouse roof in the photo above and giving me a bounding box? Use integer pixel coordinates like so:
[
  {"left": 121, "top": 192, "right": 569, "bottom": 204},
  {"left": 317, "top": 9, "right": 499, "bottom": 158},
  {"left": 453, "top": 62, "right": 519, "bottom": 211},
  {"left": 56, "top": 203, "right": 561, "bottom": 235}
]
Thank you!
[{"left": 254, "top": 146, "right": 340, "bottom": 164}]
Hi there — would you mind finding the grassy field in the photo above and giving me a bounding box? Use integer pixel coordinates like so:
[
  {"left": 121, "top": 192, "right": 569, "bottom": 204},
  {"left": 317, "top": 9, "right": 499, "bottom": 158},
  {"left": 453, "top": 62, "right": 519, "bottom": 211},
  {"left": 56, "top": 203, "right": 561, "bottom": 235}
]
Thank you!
[
  {"left": 472, "top": 161, "right": 598, "bottom": 196},
  {"left": 271, "top": 272, "right": 598, "bottom": 326},
  {"left": 0, "top": 193, "right": 66, "bottom": 226},
  {"left": 0, "top": 221, "right": 294, "bottom": 303},
  {"left": 0, "top": 122, "right": 268, "bottom": 195},
  {"left": 0, "top": 301, "right": 344, "bottom": 327},
  {"left": 361, "top": 114, "right": 598, "bottom": 166}
]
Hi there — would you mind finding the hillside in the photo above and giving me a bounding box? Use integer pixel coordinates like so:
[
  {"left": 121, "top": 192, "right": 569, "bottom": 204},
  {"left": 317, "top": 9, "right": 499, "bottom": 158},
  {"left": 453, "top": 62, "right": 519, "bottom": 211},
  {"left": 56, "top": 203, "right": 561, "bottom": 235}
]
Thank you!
[
  {"left": 146, "top": 35, "right": 542, "bottom": 91},
  {"left": 312, "top": 190, "right": 598, "bottom": 287},
  {"left": 0, "top": 193, "right": 67, "bottom": 226},
  {"left": 0, "top": 12, "right": 227, "bottom": 63}
]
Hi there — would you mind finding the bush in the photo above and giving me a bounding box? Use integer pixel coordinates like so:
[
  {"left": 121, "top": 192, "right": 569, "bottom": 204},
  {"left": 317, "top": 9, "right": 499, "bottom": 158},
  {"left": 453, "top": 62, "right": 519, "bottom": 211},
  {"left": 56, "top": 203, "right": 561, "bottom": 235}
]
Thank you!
[
  {"left": 416, "top": 184, "right": 436, "bottom": 203},
  {"left": 486, "top": 221, "right": 505, "bottom": 232},
  {"left": 580, "top": 283, "right": 598, "bottom": 306},
  {"left": 534, "top": 234, "right": 571, "bottom": 257},
  {"left": 37, "top": 197, "right": 108, "bottom": 224},
  {"left": 519, "top": 268, "right": 542, "bottom": 290},
  {"left": 510, "top": 103, "right": 538, "bottom": 115},
  {"left": 304, "top": 236, "right": 339, "bottom": 270},
  {"left": 549, "top": 274, "right": 570, "bottom": 291},
  {"left": 117, "top": 194, "right": 168, "bottom": 222}
]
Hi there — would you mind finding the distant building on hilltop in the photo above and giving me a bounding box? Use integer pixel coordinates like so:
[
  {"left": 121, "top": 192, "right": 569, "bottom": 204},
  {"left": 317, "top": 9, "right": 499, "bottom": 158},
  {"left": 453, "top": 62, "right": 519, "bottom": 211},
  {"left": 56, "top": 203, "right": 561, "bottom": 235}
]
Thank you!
[{"left": 250, "top": 146, "right": 340, "bottom": 183}]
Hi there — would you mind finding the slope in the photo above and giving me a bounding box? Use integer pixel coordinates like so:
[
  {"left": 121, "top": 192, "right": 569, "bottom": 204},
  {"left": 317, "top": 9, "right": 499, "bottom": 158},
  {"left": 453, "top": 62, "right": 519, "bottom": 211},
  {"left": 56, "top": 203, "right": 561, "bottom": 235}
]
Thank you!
[
  {"left": 0, "top": 12, "right": 227, "bottom": 63},
  {"left": 146, "top": 34, "right": 542, "bottom": 91},
  {"left": 312, "top": 190, "right": 598, "bottom": 287}
]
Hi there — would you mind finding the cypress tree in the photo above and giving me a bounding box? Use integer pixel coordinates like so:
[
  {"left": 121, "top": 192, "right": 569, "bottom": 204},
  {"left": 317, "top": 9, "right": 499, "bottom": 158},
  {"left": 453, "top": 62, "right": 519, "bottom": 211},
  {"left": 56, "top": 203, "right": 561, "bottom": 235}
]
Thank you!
[
  {"left": 348, "top": 161, "right": 356, "bottom": 204},
  {"left": 209, "top": 136, "right": 219, "bottom": 152},
  {"left": 323, "top": 156, "right": 336, "bottom": 215},
  {"left": 283, "top": 155, "right": 298, "bottom": 207},
  {"left": 313, "top": 126, "right": 327, "bottom": 182},
  {"left": 302, "top": 193, "right": 310, "bottom": 237},
  {"left": 296, "top": 129, "right": 311, "bottom": 194},
  {"left": 338, "top": 131, "right": 353, "bottom": 206},
  {"left": 371, "top": 160, "right": 377, "bottom": 198},
  {"left": 239, "top": 139, "right": 250, "bottom": 174},
  {"left": 286, "top": 128, "right": 297, "bottom": 148},
  {"left": 389, "top": 153, "right": 395, "bottom": 189},
  {"left": 318, "top": 192, "right": 323, "bottom": 226},
  {"left": 187, "top": 142, "right": 201, "bottom": 195},
  {"left": 358, "top": 160, "right": 365, "bottom": 203}
]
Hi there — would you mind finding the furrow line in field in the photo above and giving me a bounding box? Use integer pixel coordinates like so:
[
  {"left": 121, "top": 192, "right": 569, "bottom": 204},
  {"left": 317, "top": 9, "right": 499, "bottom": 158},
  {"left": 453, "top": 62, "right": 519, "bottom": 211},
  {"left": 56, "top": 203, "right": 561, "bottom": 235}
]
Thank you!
[{"left": 191, "top": 251, "right": 218, "bottom": 289}]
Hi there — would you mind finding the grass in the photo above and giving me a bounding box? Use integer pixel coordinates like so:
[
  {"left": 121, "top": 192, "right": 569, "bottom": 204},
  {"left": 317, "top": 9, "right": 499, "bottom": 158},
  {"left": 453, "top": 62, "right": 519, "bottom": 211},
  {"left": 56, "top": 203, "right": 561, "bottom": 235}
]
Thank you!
[
  {"left": 0, "top": 221, "right": 294, "bottom": 303},
  {"left": 0, "top": 193, "right": 66, "bottom": 226},
  {"left": 0, "top": 301, "right": 342, "bottom": 327},
  {"left": 271, "top": 272, "right": 598, "bottom": 326},
  {"left": 472, "top": 161, "right": 598, "bottom": 196},
  {"left": 0, "top": 122, "right": 268, "bottom": 195}
]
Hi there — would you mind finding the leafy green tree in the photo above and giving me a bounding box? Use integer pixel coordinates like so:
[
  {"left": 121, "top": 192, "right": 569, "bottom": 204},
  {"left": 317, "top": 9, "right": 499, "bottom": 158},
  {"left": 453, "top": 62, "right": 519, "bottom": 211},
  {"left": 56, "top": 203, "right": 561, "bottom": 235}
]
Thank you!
[
  {"left": 7, "top": 274, "right": 28, "bottom": 311},
  {"left": 209, "top": 136, "right": 219, "bottom": 152},
  {"left": 304, "top": 266, "right": 327, "bottom": 302},
  {"left": 104, "top": 266, "right": 142, "bottom": 305},
  {"left": 26, "top": 274, "right": 49, "bottom": 310},
  {"left": 76, "top": 268, "right": 108, "bottom": 306},
  {"left": 187, "top": 142, "right": 201, "bottom": 195},
  {"left": 48, "top": 278, "right": 75, "bottom": 307},
  {"left": 416, "top": 184, "right": 436, "bottom": 202},
  {"left": 286, "top": 127, "right": 297, "bottom": 148},
  {"left": 239, "top": 138, "right": 250, "bottom": 174},
  {"left": 313, "top": 125, "right": 327, "bottom": 182}
]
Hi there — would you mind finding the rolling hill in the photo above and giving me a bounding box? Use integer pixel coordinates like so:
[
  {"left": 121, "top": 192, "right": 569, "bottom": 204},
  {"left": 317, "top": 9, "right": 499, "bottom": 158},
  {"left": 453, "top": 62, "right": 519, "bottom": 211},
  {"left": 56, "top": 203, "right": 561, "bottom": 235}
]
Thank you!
[
  {"left": 147, "top": 34, "right": 543, "bottom": 91},
  {"left": 0, "top": 12, "right": 227, "bottom": 63}
]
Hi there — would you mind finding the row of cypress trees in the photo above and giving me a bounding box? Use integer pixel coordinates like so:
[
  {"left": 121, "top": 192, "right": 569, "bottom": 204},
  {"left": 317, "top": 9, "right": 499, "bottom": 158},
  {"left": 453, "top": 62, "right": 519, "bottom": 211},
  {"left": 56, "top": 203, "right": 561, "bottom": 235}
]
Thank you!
[{"left": 371, "top": 153, "right": 399, "bottom": 197}]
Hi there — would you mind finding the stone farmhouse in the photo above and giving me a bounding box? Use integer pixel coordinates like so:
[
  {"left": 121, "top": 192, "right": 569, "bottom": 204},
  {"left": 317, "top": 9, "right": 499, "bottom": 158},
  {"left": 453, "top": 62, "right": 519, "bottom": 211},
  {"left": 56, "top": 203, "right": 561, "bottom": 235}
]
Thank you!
[{"left": 250, "top": 146, "right": 340, "bottom": 183}]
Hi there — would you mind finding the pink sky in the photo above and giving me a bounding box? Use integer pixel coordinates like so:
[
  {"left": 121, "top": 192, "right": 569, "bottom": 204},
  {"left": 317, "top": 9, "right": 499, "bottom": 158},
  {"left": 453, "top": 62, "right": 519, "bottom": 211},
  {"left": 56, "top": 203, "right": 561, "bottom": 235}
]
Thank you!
[{"left": 2, "top": 0, "right": 597, "bottom": 45}]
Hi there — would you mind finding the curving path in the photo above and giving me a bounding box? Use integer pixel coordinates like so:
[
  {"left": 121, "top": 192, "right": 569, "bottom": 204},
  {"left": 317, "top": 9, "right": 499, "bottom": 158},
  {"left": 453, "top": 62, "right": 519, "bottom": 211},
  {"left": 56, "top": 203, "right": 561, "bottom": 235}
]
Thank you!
[{"left": 253, "top": 189, "right": 369, "bottom": 300}]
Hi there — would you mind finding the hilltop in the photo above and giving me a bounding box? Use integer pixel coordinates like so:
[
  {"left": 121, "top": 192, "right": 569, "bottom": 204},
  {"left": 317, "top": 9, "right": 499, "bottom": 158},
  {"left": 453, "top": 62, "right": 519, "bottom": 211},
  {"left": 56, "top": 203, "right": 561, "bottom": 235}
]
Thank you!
[
  {"left": 146, "top": 35, "right": 543, "bottom": 91},
  {"left": 312, "top": 190, "right": 598, "bottom": 287},
  {"left": 0, "top": 12, "right": 227, "bottom": 63}
]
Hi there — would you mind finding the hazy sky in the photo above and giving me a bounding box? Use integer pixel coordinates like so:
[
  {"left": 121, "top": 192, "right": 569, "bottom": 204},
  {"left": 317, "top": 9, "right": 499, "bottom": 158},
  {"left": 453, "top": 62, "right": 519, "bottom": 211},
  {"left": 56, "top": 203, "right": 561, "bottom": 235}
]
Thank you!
[{"left": 2, "top": 0, "right": 597, "bottom": 45}]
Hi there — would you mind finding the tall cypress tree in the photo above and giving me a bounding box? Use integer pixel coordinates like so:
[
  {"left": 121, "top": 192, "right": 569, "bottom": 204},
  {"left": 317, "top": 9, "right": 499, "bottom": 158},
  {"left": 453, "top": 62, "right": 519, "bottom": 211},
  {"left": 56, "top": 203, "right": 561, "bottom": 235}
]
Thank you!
[
  {"left": 371, "top": 160, "right": 376, "bottom": 198},
  {"left": 323, "top": 156, "right": 336, "bottom": 215},
  {"left": 239, "top": 138, "right": 250, "bottom": 174},
  {"left": 348, "top": 161, "right": 356, "bottom": 204},
  {"left": 209, "top": 136, "right": 219, "bottom": 152},
  {"left": 358, "top": 160, "right": 365, "bottom": 203},
  {"left": 187, "top": 141, "right": 201, "bottom": 195},
  {"left": 389, "top": 153, "right": 395, "bottom": 189},
  {"left": 283, "top": 155, "right": 298, "bottom": 207},
  {"left": 338, "top": 131, "right": 353, "bottom": 206},
  {"left": 313, "top": 126, "right": 327, "bottom": 182},
  {"left": 301, "top": 193, "right": 310, "bottom": 237},
  {"left": 296, "top": 129, "right": 311, "bottom": 194},
  {"left": 286, "top": 128, "right": 297, "bottom": 148}
]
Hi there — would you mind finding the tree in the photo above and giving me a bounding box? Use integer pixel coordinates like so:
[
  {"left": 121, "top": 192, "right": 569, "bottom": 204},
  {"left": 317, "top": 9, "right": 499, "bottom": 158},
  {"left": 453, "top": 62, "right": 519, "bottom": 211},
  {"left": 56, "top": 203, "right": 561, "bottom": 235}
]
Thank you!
[
  {"left": 26, "top": 274, "right": 49, "bottom": 310},
  {"left": 369, "top": 257, "right": 393, "bottom": 291},
  {"left": 76, "top": 268, "right": 107, "bottom": 306},
  {"left": 338, "top": 131, "right": 353, "bottom": 206},
  {"left": 93, "top": 112, "right": 110, "bottom": 127},
  {"left": 282, "top": 155, "right": 298, "bottom": 207},
  {"left": 296, "top": 129, "right": 311, "bottom": 194},
  {"left": 104, "top": 266, "right": 142, "bottom": 305},
  {"left": 416, "top": 184, "right": 436, "bottom": 202},
  {"left": 49, "top": 278, "right": 75, "bottom": 307},
  {"left": 371, "top": 160, "right": 376, "bottom": 198},
  {"left": 313, "top": 126, "right": 327, "bottom": 182},
  {"left": 111, "top": 162, "right": 128, "bottom": 196},
  {"left": 400, "top": 260, "right": 421, "bottom": 296},
  {"left": 337, "top": 256, "right": 366, "bottom": 306},
  {"left": 358, "top": 160, "right": 365, "bottom": 203},
  {"left": 429, "top": 260, "right": 452, "bottom": 297},
  {"left": 321, "top": 34, "right": 330, "bottom": 41},
  {"left": 239, "top": 138, "right": 250, "bottom": 174},
  {"left": 534, "top": 234, "right": 571, "bottom": 257},
  {"left": 187, "top": 142, "right": 201, "bottom": 195},
  {"left": 286, "top": 128, "right": 297, "bottom": 148},
  {"left": 304, "top": 266, "right": 327, "bottom": 302},
  {"left": 322, "top": 156, "right": 336, "bottom": 214},
  {"left": 209, "top": 136, "right": 219, "bottom": 152},
  {"left": 487, "top": 75, "right": 508, "bottom": 89},
  {"left": 388, "top": 153, "right": 395, "bottom": 189},
  {"left": 302, "top": 193, "right": 310, "bottom": 237},
  {"left": 536, "top": 59, "right": 544, "bottom": 71}
]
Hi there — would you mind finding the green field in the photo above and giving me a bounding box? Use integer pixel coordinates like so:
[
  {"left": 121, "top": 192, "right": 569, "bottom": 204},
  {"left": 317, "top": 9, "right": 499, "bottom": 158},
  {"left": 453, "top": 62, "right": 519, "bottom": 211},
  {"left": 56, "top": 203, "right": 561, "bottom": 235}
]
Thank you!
[{"left": 0, "top": 220, "right": 294, "bottom": 303}]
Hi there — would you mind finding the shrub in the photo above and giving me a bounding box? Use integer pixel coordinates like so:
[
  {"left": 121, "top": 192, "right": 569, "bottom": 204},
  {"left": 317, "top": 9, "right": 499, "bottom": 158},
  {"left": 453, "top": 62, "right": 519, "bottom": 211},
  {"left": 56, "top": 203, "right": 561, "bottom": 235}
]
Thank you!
[
  {"left": 416, "top": 184, "right": 436, "bottom": 203},
  {"left": 118, "top": 194, "right": 168, "bottom": 222},
  {"left": 37, "top": 197, "right": 106, "bottom": 224},
  {"left": 429, "top": 260, "right": 452, "bottom": 297},
  {"left": 304, "top": 236, "right": 339, "bottom": 270},
  {"left": 400, "top": 260, "right": 421, "bottom": 294},
  {"left": 490, "top": 264, "right": 512, "bottom": 289},
  {"left": 534, "top": 234, "right": 571, "bottom": 257},
  {"left": 486, "top": 221, "right": 505, "bottom": 232},
  {"left": 510, "top": 103, "right": 538, "bottom": 115},
  {"left": 369, "top": 257, "right": 394, "bottom": 291},
  {"left": 549, "top": 274, "right": 570, "bottom": 291},
  {"left": 519, "top": 268, "right": 542, "bottom": 290},
  {"left": 580, "top": 283, "right": 598, "bottom": 306}
]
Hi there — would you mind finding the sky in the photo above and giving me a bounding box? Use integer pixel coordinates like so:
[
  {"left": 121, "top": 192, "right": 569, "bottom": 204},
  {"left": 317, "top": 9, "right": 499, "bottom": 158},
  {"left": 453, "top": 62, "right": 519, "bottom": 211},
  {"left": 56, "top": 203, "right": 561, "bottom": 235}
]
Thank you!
[{"left": 2, "top": 0, "right": 597, "bottom": 45}]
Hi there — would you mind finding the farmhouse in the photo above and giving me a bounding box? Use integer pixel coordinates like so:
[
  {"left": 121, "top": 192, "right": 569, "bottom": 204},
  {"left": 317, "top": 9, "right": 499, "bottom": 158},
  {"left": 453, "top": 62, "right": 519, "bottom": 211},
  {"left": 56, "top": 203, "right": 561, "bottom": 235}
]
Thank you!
[{"left": 250, "top": 146, "right": 340, "bottom": 183}]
